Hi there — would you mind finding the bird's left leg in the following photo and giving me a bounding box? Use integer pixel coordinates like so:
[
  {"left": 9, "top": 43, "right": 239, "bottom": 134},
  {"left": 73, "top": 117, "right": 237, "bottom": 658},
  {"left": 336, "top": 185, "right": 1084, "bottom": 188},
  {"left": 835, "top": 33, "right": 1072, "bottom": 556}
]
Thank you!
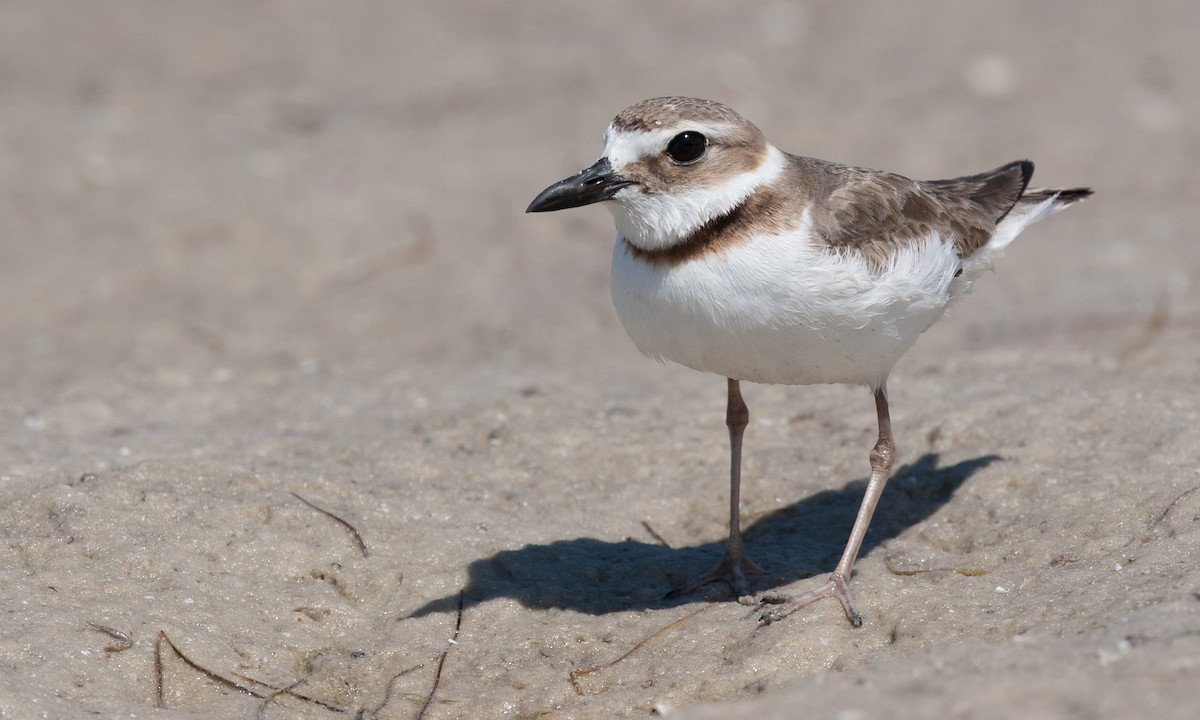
[{"left": 760, "top": 387, "right": 895, "bottom": 626}]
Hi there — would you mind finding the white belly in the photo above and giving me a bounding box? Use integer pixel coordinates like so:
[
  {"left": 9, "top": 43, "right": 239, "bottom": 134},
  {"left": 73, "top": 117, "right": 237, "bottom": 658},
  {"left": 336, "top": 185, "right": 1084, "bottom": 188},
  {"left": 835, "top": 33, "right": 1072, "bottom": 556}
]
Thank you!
[{"left": 609, "top": 230, "right": 967, "bottom": 388}]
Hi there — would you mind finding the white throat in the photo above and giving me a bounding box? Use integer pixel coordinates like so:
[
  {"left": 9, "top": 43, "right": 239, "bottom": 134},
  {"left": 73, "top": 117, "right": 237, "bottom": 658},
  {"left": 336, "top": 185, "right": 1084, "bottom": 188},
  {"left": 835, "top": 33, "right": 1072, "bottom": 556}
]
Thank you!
[{"left": 606, "top": 143, "right": 787, "bottom": 252}]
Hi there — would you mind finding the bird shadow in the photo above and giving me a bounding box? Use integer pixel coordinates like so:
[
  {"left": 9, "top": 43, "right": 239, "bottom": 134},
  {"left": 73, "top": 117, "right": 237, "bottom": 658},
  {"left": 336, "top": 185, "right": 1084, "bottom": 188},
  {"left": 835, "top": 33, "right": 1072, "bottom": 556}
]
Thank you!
[{"left": 408, "top": 452, "right": 999, "bottom": 618}]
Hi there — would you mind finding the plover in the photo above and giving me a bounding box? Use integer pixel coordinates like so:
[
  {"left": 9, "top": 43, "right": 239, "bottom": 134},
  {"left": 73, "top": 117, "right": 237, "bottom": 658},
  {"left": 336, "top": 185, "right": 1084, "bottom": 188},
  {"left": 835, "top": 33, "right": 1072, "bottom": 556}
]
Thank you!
[{"left": 527, "top": 97, "right": 1090, "bottom": 626}]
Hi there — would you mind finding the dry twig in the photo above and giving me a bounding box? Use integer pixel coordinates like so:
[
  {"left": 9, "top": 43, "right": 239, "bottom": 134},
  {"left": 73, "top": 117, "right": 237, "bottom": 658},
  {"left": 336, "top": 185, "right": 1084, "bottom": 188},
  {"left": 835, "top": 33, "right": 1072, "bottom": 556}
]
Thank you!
[
  {"left": 354, "top": 663, "right": 424, "bottom": 719},
  {"left": 1152, "top": 484, "right": 1200, "bottom": 528},
  {"left": 154, "top": 631, "right": 342, "bottom": 713},
  {"left": 417, "top": 590, "right": 465, "bottom": 719},
  {"left": 292, "top": 491, "right": 369, "bottom": 558},
  {"left": 568, "top": 604, "right": 713, "bottom": 695},
  {"left": 640, "top": 520, "right": 671, "bottom": 548}
]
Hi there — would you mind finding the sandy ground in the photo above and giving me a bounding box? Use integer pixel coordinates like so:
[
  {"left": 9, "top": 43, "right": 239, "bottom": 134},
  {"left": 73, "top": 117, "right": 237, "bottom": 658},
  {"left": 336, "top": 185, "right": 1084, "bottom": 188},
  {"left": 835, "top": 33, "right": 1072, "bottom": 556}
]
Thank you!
[{"left": 2, "top": 1, "right": 1198, "bottom": 718}]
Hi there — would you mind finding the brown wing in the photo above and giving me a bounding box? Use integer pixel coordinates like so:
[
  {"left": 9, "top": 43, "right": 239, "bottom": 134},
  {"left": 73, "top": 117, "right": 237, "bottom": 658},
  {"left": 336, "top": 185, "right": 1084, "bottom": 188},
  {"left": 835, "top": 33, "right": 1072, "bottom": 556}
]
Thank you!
[
  {"left": 925, "top": 160, "right": 1033, "bottom": 224},
  {"left": 801, "top": 158, "right": 1033, "bottom": 266}
]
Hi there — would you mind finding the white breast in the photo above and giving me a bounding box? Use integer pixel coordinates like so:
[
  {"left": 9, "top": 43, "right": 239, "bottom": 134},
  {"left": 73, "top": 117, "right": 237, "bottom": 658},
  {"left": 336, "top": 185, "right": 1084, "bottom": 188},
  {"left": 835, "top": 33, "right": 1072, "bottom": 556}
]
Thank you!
[{"left": 609, "top": 212, "right": 969, "bottom": 388}]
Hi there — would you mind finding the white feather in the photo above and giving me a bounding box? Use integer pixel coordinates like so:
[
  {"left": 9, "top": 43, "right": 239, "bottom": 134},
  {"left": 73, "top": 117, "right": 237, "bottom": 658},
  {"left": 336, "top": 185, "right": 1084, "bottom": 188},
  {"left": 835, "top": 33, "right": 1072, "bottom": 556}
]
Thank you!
[
  {"left": 611, "top": 209, "right": 964, "bottom": 389},
  {"left": 961, "top": 193, "right": 1063, "bottom": 275}
]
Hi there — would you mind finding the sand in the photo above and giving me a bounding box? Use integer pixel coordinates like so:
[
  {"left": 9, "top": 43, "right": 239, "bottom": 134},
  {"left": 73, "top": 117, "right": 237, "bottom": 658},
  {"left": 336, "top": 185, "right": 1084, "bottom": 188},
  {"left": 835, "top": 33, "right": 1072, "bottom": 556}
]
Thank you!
[{"left": 1, "top": 1, "right": 1197, "bottom": 718}]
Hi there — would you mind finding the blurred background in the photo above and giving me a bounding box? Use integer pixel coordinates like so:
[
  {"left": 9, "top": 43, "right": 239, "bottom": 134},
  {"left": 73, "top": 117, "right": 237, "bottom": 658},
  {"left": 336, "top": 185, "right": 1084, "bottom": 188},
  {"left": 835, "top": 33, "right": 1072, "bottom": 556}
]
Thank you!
[{"left": 2, "top": 2, "right": 1193, "bottom": 412}]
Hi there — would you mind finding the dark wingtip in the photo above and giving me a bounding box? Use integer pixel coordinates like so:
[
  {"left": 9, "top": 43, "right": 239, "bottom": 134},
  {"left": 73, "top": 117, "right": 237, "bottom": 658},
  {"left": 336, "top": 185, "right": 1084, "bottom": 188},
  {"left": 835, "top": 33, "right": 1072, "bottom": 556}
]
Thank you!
[
  {"left": 1052, "top": 187, "right": 1094, "bottom": 204},
  {"left": 985, "top": 160, "right": 1035, "bottom": 224},
  {"left": 1017, "top": 159, "right": 1034, "bottom": 189},
  {"left": 1019, "top": 186, "right": 1094, "bottom": 206}
]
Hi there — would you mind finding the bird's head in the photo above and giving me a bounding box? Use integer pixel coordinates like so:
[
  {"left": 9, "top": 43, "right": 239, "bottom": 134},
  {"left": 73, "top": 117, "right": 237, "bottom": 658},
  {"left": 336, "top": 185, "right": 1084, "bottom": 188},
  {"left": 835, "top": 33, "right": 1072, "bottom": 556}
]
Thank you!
[{"left": 527, "top": 97, "right": 784, "bottom": 252}]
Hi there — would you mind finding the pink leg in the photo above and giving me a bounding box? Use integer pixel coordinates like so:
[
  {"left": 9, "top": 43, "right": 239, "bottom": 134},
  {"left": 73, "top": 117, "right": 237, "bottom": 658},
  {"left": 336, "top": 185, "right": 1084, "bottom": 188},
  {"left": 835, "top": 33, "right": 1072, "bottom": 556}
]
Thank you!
[
  {"left": 670, "top": 378, "right": 764, "bottom": 601},
  {"left": 760, "top": 387, "right": 895, "bottom": 626}
]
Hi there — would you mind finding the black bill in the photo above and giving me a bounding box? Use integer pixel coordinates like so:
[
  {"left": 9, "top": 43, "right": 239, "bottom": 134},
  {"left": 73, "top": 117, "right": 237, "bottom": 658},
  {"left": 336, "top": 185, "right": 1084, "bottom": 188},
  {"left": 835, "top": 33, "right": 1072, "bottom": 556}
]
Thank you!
[{"left": 526, "top": 157, "right": 635, "bottom": 213}]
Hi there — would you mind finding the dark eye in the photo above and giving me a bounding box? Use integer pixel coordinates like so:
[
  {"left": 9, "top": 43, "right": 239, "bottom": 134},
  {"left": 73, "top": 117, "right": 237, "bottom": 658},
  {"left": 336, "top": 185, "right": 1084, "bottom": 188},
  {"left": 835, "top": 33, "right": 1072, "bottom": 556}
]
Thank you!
[{"left": 666, "top": 131, "right": 707, "bottom": 164}]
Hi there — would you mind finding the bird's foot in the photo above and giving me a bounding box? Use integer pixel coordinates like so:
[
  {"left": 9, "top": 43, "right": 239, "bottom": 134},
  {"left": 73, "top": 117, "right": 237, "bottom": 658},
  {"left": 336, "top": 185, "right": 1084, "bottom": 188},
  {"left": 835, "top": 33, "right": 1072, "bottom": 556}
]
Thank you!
[
  {"left": 666, "top": 551, "right": 764, "bottom": 604},
  {"left": 757, "top": 573, "right": 863, "bottom": 627}
]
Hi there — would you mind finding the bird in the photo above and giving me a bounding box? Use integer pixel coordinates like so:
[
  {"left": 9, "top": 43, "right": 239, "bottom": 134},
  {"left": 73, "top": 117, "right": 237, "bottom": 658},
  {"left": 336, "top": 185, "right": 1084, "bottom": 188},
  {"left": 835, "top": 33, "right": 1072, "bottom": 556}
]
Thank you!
[{"left": 526, "top": 96, "right": 1091, "bottom": 626}]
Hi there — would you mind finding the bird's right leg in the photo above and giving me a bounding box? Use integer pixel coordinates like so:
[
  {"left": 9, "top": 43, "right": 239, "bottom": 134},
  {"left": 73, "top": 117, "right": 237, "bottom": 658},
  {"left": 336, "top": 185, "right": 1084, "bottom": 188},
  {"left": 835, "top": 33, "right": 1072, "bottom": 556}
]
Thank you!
[{"left": 668, "top": 378, "right": 764, "bottom": 603}]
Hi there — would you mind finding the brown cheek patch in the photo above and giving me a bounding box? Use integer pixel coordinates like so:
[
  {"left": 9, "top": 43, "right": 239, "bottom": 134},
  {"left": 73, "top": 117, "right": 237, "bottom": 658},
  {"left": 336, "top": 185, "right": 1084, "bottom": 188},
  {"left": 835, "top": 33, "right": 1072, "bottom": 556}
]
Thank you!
[{"left": 645, "top": 127, "right": 766, "bottom": 194}]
